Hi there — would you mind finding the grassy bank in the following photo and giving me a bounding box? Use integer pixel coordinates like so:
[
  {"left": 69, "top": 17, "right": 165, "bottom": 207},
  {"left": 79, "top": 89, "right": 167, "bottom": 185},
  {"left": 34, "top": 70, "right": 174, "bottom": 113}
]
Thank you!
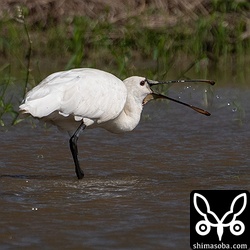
[{"left": 0, "top": 0, "right": 249, "bottom": 126}]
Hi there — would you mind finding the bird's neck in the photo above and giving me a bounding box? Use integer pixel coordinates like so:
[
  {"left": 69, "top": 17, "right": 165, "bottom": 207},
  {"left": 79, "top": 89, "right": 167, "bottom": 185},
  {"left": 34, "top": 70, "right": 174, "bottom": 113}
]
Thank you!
[{"left": 103, "top": 95, "right": 143, "bottom": 133}]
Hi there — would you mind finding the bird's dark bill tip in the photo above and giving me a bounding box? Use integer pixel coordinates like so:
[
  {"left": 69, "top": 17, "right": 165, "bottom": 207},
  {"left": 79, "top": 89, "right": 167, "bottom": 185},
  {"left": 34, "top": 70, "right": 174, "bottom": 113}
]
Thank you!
[{"left": 192, "top": 106, "right": 211, "bottom": 116}]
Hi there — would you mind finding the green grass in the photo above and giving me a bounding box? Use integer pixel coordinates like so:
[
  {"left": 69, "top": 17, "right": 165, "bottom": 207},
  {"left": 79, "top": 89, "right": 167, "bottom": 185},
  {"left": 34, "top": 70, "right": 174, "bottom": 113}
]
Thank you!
[
  {"left": 0, "top": 2, "right": 249, "bottom": 126},
  {"left": 0, "top": 64, "right": 18, "bottom": 126}
]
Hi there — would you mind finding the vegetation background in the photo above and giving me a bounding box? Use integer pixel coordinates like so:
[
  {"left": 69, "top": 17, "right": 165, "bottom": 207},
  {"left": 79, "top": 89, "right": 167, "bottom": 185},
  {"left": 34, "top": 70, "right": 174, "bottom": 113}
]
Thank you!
[{"left": 0, "top": 0, "right": 249, "bottom": 126}]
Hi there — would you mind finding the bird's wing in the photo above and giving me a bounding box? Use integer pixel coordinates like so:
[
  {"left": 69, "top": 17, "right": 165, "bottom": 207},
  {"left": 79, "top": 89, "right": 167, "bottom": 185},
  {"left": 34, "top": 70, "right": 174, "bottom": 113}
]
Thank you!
[
  {"left": 59, "top": 69, "right": 127, "bottom": 123},
  {"left": 19, "top": 70, "right": 72, "bottom": 117},
  {"left": 20, "top": 68, "right": 127, "bottom": 124}
]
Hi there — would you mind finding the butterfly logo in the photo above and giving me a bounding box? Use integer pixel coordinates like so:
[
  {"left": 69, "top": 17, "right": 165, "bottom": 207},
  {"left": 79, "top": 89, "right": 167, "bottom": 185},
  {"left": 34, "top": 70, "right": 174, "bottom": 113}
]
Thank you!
[{"left": 193, "top": 192, "right": 247, "bottom": 241}]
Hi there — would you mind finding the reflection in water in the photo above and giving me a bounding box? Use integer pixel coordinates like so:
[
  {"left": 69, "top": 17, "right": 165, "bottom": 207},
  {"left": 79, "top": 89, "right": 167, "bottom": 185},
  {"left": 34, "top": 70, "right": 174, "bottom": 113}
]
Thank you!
[{"left": 0, "top": 87, "right": 249, "bottom": 249}]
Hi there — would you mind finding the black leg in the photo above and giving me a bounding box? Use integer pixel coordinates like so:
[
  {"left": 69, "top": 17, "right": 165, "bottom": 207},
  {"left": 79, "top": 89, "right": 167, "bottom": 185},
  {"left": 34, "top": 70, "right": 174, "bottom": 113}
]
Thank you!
[{"left": 69, "top": 121, "right": 86, "bottom": 179}]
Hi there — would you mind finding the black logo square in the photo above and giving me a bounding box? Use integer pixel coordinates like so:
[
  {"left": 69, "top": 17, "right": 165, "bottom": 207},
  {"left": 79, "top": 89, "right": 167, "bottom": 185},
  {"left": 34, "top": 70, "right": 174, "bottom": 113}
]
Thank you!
[{"left": 190, "top": 190, "right": 249, "bottom": 250}]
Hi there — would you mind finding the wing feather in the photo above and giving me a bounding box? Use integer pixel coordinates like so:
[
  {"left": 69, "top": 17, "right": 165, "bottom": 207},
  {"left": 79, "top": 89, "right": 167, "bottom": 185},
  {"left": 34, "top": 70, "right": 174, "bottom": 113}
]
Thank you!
[{"left": 19, "top": 68, "right": 127, "bottom": 125}]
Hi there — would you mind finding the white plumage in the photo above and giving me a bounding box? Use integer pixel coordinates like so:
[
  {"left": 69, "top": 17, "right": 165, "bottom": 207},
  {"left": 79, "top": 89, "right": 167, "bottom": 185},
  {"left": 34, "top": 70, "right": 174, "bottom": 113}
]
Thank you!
[
  {"left": 19, "top": 68, "right": 214, "bottom": 179},
  {"left": 20, "top": 68, "right": 132, "bottom": 134}
]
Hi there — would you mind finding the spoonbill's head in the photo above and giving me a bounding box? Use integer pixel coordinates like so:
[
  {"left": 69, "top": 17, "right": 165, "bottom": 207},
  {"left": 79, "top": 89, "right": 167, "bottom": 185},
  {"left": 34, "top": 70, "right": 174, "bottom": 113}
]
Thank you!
[
  {"left": 123, "top": 76, "right": 153, "bottom": 104},
  {"left": 123, "top": 76, "right": 215, "bottom": 116},
  {"left": 122, "top": 76, "right": 172, "bottom": 105}
]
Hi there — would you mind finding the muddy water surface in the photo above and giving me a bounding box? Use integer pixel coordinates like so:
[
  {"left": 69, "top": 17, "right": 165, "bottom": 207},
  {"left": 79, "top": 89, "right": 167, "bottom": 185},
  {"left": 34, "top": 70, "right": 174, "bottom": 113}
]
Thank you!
[{"left": 0, "top": 86, "right": 250, "bottom": 249}]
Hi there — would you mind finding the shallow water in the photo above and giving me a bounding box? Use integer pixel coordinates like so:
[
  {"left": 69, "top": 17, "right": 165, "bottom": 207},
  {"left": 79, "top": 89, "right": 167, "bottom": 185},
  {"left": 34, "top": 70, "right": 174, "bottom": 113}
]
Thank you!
[{"left": 0, "top": 86, "right": 250, "bottom": 249}]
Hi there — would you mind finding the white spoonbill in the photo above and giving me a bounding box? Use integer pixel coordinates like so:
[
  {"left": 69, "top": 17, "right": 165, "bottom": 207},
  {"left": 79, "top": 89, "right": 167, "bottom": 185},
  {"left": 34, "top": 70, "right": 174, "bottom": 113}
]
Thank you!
[{"left": 19, "top": 68, "right": 215, "bottom": 179}]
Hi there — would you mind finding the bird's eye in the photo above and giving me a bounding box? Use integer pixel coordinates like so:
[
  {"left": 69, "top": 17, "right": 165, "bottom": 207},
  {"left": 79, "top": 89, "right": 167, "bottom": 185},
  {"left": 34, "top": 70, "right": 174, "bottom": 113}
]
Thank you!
[{"left": 140, "top": 80, "right": 145, "bottom": 86}]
